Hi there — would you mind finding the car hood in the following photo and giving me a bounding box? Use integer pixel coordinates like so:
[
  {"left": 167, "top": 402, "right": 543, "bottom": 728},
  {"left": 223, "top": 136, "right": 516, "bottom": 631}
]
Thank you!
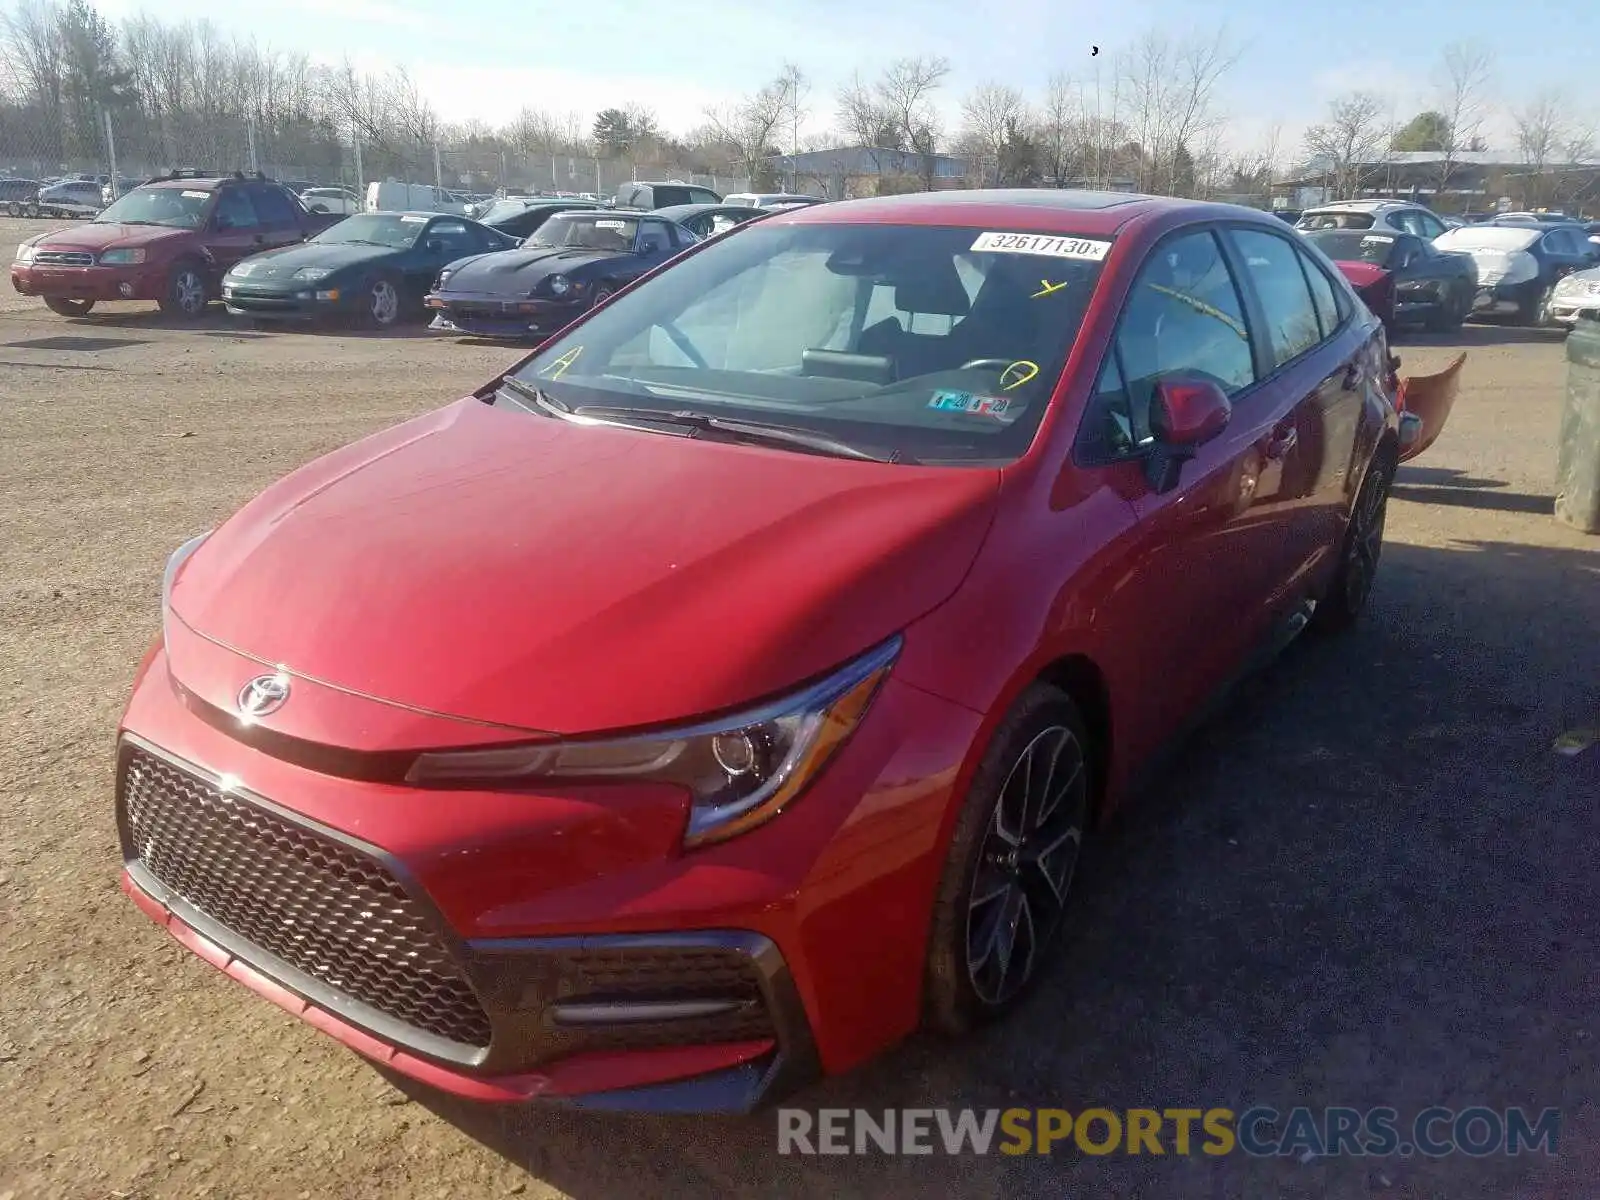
[
  {"left": 168, "top": 398, "right": 1000, "bottom": 736},
  {"left": 231, "top": 241, "right": 393, "bottom": 280},
  {"left": 443, "top": 246, "right": 629, "bottom": 290},
  {"left": 29, "top": 222, "right": 188, "bottom": 251}
]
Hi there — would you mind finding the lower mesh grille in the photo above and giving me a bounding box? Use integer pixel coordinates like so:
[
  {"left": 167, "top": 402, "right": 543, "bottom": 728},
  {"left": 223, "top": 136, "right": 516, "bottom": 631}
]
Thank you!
[{"left": 119, "top": 746, "right": 493, "bottom": 1051}]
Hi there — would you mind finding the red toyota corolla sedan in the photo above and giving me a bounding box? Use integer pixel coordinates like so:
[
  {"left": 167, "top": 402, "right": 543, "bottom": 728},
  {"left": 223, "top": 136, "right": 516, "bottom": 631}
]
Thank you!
[{"left": 117, "top": 190, "right": 1430, "bottom": 1113}]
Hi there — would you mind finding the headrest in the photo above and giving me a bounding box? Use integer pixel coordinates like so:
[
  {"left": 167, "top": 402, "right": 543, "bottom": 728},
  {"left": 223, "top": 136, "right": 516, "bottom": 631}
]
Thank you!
[{"left": 893, "top": 258, "right": 971, "bottom": 317}]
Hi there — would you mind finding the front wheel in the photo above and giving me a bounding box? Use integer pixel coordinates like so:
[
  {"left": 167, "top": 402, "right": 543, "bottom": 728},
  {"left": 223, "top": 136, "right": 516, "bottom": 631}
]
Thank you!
[
  {"left": 924, "top": 684, "right": 1092, "bottom": 1033},
  {"left": 158, "top": 263, "right": 209, "bottom": 319},
  {"left": 1312, "top": 451, "right": 1394, "bottom": 633},
  {"left": 1521, "top": 285, "right": 1554, "bottom": 328},
  {"left": 360, "top": 275, "right": 402, "bottom": 329},
  {"left": 1425, "top": 283, "right": 1466, "bottom": 333},
  {"left": 590, "top": 283, "right": 615, "bottom": 310},
  {"left": 44, "top": 296, "right": 95, "bottom": 317}
]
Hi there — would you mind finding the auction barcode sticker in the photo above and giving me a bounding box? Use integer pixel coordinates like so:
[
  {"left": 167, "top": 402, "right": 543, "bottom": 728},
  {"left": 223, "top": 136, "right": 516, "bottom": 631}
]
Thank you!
[{"left": 970, "top": 231, "right": 1112, "bottom": 260}]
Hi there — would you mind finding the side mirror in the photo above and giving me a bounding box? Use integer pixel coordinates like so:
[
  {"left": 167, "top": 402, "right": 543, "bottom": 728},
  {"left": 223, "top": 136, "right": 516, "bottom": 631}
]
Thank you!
[{"left": 1144, "top": 376, "right": 1231, "bottom": 494}]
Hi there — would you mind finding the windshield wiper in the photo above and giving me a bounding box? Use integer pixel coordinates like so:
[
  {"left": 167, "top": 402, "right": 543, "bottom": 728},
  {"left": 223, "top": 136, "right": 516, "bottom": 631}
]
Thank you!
[
  {"left": 495, "top": 373, "right": 572, "bottom": 418},
  {"left": 574, "top": 405, "right": 904, "bottom": 463}
]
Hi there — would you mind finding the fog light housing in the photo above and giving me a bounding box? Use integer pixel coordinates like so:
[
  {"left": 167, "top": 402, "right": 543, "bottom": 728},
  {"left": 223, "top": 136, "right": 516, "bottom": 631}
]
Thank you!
[
  {"left": 296, "top": 290, "right": 313, "bottom": 300},
  {"left": 118, "top": 281, "right": 134, "bottom": 298},
  {"left": 315, "top": 289, "right": 340, "bottom": 302}
]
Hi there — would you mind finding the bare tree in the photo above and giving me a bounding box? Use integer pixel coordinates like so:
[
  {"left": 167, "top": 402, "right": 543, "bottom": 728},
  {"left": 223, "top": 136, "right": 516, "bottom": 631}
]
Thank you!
[
  {"left": 1, "top": 0, "right": 65, "bottom": 158},
  {"left": 703, "top": 71, "right": 789, "bottom": 189},
  {"left": 1433, "top": 41, "right": 1493, "bottom": 198},
  {"left": 1302, "top": 91, "right": 1390, "bottom": 199},
  {"left": 1512, "top": 89, "right": 1564, "bottom": 207},
  {"left": 834, "top": 70, "right": 897, "bottom": 175},
  {"left": 959, "top": 82, "right": 1027, "bottom": 186},
  {"left": 1116, "top": 27, "right": 1237, "bottom": 194},
  {"left": 776, "top": 61, "right": 807, "bottom": 190},
  {"left": 875, "top": 54, "right": 950, "bottom": 190}
]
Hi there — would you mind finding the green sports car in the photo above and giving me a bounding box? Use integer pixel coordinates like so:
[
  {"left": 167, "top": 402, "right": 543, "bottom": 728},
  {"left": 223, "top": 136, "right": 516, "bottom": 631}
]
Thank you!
[{"left": 222, "top": 211, "right": 518, "bottom": 328}]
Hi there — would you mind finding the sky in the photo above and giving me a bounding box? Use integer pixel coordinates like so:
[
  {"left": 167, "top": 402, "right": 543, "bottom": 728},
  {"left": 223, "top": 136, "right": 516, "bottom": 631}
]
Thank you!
[{"left": 87, "top": 0, "right": 1600, "bottom": 159}]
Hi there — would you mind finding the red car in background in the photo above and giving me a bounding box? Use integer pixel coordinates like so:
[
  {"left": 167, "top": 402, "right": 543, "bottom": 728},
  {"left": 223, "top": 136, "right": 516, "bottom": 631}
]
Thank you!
[{"left": 117, "top": 191, "right": 1445, "bottom": 1113}]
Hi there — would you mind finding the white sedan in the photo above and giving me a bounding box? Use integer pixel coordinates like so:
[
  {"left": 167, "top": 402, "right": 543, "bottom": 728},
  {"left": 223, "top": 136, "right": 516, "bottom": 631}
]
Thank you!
[{"left": 299, "top": 187, "right": 362, "bottom": 215}]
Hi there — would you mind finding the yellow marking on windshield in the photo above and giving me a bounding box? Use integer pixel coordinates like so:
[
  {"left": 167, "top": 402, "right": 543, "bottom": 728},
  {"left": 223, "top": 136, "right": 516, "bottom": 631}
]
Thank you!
[
  {"left": 541, "top": 346, "right": 584, "bottom": 379},
  {"left": 1147, "top": 284, "right": 1248, "bottom": 339},
  {"left": 1001, "top": 360, "right": 1039, "bottom": 390},
  {"left": 1031, "top": 279, "right": 1070, "bottom": 299}
]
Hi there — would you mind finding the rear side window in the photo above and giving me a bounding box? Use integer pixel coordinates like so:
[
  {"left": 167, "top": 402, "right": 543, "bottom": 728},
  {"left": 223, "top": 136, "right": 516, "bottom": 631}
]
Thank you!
[
  {"left": 248, "top": 184, "right": 300, "bottom": 228},
  {"left": 213, "top": 189, "right": 259, "bottom": 231},
  {"left": 1230, "top": 228, "right": 1324, "bottom": 367},
  {"left": 1294, "top": 242, "right": 1346, "bottom": 337},
  {"left": 1082, "top": 229, "right": 1256, "bottom": 460}
]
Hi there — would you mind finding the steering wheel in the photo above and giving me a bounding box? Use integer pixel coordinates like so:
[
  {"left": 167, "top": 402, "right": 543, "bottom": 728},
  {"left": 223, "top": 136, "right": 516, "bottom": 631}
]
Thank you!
[{"left": 958, "top": 358, "right": 1016, "bottom": 372}]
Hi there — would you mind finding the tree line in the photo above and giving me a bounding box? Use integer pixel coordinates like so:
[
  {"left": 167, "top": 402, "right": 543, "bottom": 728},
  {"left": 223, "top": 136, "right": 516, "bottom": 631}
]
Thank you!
[{"left": 2, "top": 0, "right": 1593, "bottom": 210}]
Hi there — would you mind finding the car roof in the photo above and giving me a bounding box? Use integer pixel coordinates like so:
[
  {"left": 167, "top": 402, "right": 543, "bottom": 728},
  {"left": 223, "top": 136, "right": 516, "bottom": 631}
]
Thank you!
[
  {"left": 652, "top": 203, "right": 758, "bottom": 220},
  {"left": 1302, "top": 200, "right": 1426, "bottom": 214},
  {"left": 767, "top": 187, "right": 1232, "bottom": 235}
]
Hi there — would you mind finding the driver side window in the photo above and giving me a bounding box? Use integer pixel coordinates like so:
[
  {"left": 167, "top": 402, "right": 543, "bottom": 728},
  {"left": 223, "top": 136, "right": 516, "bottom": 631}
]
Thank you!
[
  {"left": 1080, "top": 229, "right": 1255, "bottom": 461},
  {"left": 213, "top": 189, "right": 259, "bottom": 231}
]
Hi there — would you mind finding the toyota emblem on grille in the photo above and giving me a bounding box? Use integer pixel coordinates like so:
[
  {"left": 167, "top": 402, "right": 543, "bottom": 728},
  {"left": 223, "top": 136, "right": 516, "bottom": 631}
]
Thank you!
[{"left": 237, "top": 673, "right": 291, "bottom": 719}]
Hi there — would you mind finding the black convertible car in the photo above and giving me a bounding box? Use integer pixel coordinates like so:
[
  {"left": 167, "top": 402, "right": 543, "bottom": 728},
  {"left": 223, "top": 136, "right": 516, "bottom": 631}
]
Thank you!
[
  {"left": 222, "top": 211, "right": 516, "bottom": 327},
  {"left": 425, "top": 208, "right": 699, "bottom": 339},
  {"left": 1302, "top": 227, "right": 1478, "bottom": 331},
  {"left": 651, "top": 202, "right": 769, "bottom": 241},
  {"left": 475, "top": 198, "right": 599, "bottom": 240}
]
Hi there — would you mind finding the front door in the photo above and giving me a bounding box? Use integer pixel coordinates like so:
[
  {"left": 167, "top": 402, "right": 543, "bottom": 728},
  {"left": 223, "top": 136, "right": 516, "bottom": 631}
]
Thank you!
[{"left": 1078, "top": 226, "right": 1300, "bottom": 762}]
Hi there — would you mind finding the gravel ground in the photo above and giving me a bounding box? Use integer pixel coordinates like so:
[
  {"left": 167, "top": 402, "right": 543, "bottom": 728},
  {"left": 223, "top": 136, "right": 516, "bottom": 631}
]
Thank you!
[{"left": 2, "top": 213, "right": 1598, "bottom": 1199}]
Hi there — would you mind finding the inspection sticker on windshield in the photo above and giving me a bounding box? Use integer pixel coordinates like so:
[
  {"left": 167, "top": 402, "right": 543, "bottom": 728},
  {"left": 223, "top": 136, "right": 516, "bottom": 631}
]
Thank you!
[
  {"left": 401, "top": 214, "right": 427, "bottom": 222},
  {"left": 970, "top": 232, "right": 1111, "bottom": 260},
  {"left": 1362, "top": 234, "right": 1395, "bottom": 244},
  {"left": 181, "top": 190, "right": 209, "bottom": 199},
  {"left": 595, "top": 219, "right": 627, "bottom": 229},
  {"left": 929, "top": 389, "right": 1010, "bottom": 417}
]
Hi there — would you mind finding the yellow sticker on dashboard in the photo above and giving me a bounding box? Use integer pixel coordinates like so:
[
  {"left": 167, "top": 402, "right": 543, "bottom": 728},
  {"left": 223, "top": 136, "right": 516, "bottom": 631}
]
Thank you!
[
  {"left": 1001, "top": 360, "right": 1039, "bottom": 390},
  {"left": 541, "top": 346, "right": 583, "bottom": 379}
]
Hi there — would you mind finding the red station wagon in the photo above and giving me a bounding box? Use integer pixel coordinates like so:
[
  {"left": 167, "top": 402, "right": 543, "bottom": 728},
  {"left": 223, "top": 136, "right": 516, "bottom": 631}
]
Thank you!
[{"left": 116, "top": 190, "right": 1437, "bottom": 1113}]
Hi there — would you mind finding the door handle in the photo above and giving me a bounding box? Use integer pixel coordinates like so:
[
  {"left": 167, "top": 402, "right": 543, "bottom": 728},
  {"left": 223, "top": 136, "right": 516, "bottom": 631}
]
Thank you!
[{"left": 1263, "top": 426, "right": 1298, "bottom": 460}]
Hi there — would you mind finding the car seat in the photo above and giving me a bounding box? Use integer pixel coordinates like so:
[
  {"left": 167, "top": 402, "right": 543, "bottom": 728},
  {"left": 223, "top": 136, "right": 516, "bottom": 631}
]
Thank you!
[{"left": 857, "top": 256, "right": 972, "bottom": 380}]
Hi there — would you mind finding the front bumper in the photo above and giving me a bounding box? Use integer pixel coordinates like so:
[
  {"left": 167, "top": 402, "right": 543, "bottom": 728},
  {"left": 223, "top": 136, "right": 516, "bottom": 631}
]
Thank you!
[
  {"left": 425, "top": 290, "right": 587, "bottom": 339},
  {"left": 223, "top": 283, "right": 354, "bottom": 320},
  {"left": 11, "top": 261, "right": 166, "bottom": 301},
  {"left": 116, "top": 639, "right": 982, "bottom": 1109},
  {"left": 1548, "top": 291, "right": 1600, "bottom": 326}
]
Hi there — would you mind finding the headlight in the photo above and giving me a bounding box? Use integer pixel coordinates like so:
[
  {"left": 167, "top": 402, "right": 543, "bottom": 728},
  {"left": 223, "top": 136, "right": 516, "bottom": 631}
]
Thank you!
[
  {"left": 227, "top": 262, "right": 256, "bottom": 278},
  {"left": 547, "top": 274, "right": 572, "bottom": 296},
  {"left": 14, "top": 243, "right": 36, "bottom": 264},
  {"left": 435, "top": 268, "right": 453, "bottom": 288},
  {"left": 98, "top": 248, "right": 146, "bottom": 265},
  {"left": 406, "top": 637, "right": 901, "bottom": 846},
  {"left": 160, "top": 531, "right": 212, "bottom": 641},
  {"left": 292, "top": 266, "right": 333, "bottom": 282}
]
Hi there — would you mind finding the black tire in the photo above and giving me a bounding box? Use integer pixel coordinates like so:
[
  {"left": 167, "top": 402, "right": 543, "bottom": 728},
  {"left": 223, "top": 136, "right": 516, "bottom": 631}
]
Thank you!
[
  {"left": 924, "top": 683, "right": 1093, "bottom": 1034},
  {"left": 158, "top": 261, "right": 209, "bottom": 319},
  {"left": 5, "top": 201, "right": 19, "bottom": 217},
  {"left": 359, "top": 274, "right": 403, "bottom": 329},
  {"left": 590, "top": 283, "right": 615, "bottom": 309},
  {"left": 1312, "top": 448, "right": 1394, "bottom": 633},
  {"left": 44, "top": 296, "right": 95, "bottom": 317},
  {"left": 1425, "top": 283, "right": 1465, "bottom": 333},
  {"left": 1520, "top": 285, "right": 1553, "bottom": 328}
]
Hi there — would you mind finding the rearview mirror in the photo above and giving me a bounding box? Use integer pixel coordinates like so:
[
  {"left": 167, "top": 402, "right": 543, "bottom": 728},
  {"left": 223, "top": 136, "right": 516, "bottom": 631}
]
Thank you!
[{"left": 1145, "top": 376, "right": 1231, "bottom": 494}]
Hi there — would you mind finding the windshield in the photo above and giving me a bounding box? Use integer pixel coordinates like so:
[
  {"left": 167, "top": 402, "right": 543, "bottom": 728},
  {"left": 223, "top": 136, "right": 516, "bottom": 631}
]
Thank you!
[
  {"left": 1304, "top": 230, "right": 1396, "bottom": 265},
  {"left": 313, "top": 213, "right": 427, "bottom": 247},
  {"left": 530, "top": 213, "right": 639, "bottom": 250},
  {"left": 506, "top": 222, "right": 1111, "bottom": 465},
  {"left": 1296, "top": 211, "right": 1376, "bottom": 231},
  {"left": 95, "top": 186, "right": 209, "bottom": 226},
  {"left": 1435, "top": 226, "right": 1540, "bottom": 253}
]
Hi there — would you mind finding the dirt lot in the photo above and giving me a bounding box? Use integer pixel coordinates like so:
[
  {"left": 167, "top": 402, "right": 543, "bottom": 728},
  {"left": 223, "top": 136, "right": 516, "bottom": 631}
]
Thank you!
[{"left": 2, "top": 212, "right": 1598, "bottom": 1199}]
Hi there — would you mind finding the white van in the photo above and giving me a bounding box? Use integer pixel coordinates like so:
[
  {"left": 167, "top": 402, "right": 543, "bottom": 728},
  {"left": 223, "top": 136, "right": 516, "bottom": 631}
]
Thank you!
[{"left": 364, "top": 181, "right": 469, "bottom": 215}]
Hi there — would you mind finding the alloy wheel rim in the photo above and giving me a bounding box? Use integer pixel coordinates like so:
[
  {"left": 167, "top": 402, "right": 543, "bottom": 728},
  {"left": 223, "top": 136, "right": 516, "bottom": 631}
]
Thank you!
[
  {"left": 371, "top": 280, "right": 398, "bottom": 324},
  {"left": 965, "top": 724, "right": 1087, "bottom": 1007},
  {"left": 1345, "top": 466, "right": 1389, "bottom": 611},
  {"left": 175, "top": 270, "right": 204, "bottom": 313}
]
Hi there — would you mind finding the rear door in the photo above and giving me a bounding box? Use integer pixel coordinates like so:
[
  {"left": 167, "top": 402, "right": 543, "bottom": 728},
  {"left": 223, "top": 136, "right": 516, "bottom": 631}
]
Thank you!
[
  {"left": 206, "top": 187, "right": 268, "bottom": 274},
  {"left": 1224, "top": 224, "right": 1364, "bottom": 605},
  {"left": 245, "top": 184, "right": 309, "bottom": 250},
  {"left": 1076, "top": 226, "right": 1296, "bottom": 753}
]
